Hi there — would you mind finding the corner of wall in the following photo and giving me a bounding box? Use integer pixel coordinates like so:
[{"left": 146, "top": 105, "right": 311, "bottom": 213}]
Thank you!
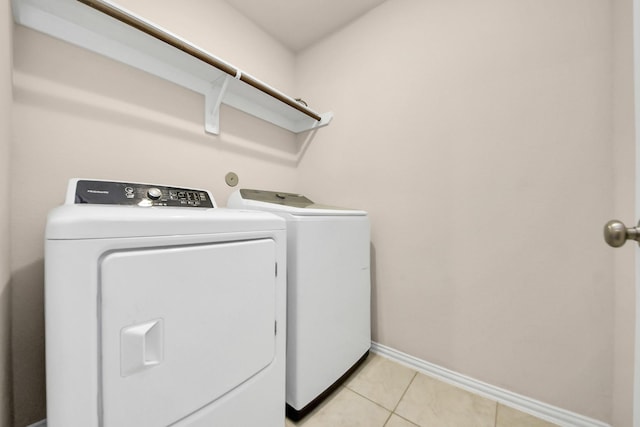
[{"left": 1, "top": 0, "right": 14, "bottom": 425}]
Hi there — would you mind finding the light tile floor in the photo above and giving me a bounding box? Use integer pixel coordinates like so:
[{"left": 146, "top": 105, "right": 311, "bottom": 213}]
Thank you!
[{"left": 286, "top": 353, "right": 559, "bottom": 427}]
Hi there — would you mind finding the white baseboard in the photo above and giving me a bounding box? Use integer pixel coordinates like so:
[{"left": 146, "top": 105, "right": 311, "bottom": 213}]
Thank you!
[
  {"left": 370, "top": 342, "right": 611, "bottom": 427},
  {"left": 25, "top": 343, "right": 611, "bottom": 427}
]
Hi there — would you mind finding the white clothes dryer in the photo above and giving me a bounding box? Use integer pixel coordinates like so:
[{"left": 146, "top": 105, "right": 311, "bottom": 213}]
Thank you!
[
  {"left": 45, "top": 179, "right": 287, "bottom": 427},
  {"left": 227, "top": 189, "right": 371, "bottom": 420}
]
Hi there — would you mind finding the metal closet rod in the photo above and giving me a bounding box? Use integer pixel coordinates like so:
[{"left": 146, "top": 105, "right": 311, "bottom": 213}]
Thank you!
[{"left": 77, "top": 0, "right": 322, "bottom": 122}]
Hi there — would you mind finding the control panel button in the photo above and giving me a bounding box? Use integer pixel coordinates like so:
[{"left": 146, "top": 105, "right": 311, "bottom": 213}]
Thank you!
[{"left": 147, "top": 188, "right": 162, "bottom": 200}]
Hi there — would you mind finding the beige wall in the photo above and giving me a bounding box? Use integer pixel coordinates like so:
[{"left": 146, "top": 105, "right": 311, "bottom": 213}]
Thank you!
[
  {"left": 296, "top": 0, "right": 616, "bottom": 422},
  {"left": 8, "top": 0, "right": 636, "bottom": 425},
  {"left": 612, "top": 0, "right": 636, "bottom": 425},
  {"left": 0, "top": 0, "right": 12, "bottom": 426},
  {"left": 10, "top": 1, "right": 299, "bottom": 425}
]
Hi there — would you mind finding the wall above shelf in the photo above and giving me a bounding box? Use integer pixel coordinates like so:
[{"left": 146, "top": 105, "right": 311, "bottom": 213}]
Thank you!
[{"left": 12, "top": 0, "right": 333, "bottom": 135}]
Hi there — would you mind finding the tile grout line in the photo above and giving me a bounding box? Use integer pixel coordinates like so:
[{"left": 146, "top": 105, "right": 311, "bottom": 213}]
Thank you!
[
  {"left": 344, "top": 370, "right": 420, "bottom": 426},
  {"left": 381, "top": 411, "right": 393, "bottom": 427},
  {"left": 341, "top": 386, "right": 399, "bottom": 427},
  {"left": 344, "top": 385, "right": 394, "bottom": 413},
  {"left": 401, "top": 415, "right": 422, "bottom": 427},
  {"left": 392, "top": 371, "right": 418, "bottom": 413},
  {"left": 390, "top": 371, "right": 420, "bottom": 426},
  {"left": 345, "top": 371, "right": 421, "bottom": 427}
]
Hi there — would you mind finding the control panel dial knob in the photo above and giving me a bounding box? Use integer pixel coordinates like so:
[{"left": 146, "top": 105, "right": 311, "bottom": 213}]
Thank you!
[{"left": 147, "top": 187, "right": 162, "bottom": 200}]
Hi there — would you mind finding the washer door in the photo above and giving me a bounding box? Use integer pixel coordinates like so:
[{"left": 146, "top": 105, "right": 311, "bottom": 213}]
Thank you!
[{"left": 99, "top": 239, "right": 277, "bottom": 427}]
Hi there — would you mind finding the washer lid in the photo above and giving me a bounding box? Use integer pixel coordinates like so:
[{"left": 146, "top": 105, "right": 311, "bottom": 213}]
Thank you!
[{"left": 230, "top": 189, "right": 367, "bottom": 216}]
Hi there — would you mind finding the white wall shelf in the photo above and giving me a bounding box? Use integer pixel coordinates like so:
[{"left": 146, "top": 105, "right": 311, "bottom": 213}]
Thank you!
[{"left": 12, "top": 0, "right": 333, "bottom": 135}]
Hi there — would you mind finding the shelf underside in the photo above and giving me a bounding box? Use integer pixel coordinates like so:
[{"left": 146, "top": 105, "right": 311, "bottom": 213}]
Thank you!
[{"left": 13, "top": 0, "right": 333, "bottom": 134}]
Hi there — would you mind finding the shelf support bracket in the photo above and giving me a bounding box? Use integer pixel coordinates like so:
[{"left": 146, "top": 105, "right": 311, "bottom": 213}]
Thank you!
[{"left": 204, "top": 75, "right": 232, "bottom": 135}]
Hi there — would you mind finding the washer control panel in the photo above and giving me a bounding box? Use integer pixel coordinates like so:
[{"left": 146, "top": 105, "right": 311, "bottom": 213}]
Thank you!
[{"left": 72, "top": 179, "right": 215, "bottom": 208}]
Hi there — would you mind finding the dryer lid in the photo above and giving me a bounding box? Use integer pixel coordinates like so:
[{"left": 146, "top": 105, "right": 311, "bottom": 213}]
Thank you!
[{"left": 45, "top": 205, "right": 285, "bottom": 240}]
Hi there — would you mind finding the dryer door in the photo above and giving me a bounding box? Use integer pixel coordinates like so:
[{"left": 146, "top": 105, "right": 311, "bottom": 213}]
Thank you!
[{"left": 99, "top": 239, "right": 277, "bottom": 427}]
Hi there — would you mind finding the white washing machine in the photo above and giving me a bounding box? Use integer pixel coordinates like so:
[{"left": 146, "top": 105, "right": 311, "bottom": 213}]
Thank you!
[
  {"left": 227, "top": 189, "right": 371, "bottom": 419},
  {"left": 45, "top": 179, "right": 287, "bottom": 427}
]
